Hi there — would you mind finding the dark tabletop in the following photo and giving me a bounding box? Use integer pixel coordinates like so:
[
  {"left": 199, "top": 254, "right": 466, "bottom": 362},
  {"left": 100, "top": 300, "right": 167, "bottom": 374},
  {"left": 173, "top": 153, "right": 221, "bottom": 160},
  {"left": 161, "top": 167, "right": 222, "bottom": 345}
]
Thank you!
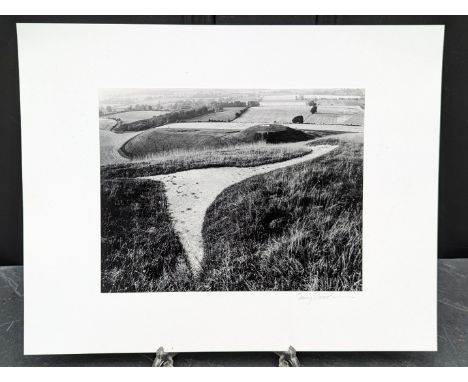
[{"left": 1, "top": 259, "right": 467, "bottom": 366}]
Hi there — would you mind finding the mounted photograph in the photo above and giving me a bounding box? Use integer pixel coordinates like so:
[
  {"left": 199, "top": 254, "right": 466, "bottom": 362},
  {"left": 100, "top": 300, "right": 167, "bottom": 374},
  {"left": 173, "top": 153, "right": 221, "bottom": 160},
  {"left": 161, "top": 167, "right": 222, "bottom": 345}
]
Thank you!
[
  {"left": 19, "top": 23, "right": 443, "bottom": 354},
  {"left": 100, "top": 88, "right": 364, "bottom": 293}
]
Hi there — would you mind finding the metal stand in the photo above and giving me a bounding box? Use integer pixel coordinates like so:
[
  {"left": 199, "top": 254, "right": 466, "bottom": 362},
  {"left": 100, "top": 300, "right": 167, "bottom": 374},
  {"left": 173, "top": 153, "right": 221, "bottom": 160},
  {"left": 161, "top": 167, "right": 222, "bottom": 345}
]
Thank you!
[
  {"left": 152, "top": 346, "right": 300, "bottom": 367},
  {"left": 276, "top": 346, "right": 301, "bottom": 367},
  {"left": 152, "top": 347, "right": 177, "bottom": 367}
]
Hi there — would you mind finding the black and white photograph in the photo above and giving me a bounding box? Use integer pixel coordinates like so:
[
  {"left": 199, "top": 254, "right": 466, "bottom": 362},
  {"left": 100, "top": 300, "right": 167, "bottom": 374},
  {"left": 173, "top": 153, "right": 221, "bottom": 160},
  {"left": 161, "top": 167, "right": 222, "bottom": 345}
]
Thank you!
[
  {"left": 100, "top": 88, "right": 364, "bottom": 292},
  {"left": 16, "top": 22, "right": 444, "bottom": 355}
]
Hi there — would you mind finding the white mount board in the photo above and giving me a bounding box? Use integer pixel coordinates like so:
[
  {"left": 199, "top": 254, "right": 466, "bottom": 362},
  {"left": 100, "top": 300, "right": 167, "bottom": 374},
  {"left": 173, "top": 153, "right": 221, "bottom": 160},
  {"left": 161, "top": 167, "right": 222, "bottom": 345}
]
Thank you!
[{"left": 18, "top": 24, "right": 443, "bottom": 354}]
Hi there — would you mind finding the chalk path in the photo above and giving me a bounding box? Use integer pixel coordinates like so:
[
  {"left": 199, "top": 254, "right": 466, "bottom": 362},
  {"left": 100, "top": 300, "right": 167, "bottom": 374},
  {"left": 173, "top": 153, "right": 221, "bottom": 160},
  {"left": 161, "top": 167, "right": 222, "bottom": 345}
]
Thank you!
[{"left": 143, "top": 144, "right": 337, "bottom": 273}]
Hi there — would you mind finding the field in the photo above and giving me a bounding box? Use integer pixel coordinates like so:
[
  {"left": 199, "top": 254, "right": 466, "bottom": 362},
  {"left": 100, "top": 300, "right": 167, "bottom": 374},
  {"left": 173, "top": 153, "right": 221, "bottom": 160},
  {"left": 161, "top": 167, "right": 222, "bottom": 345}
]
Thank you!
[
  {"left": 235, "top": 104, "right": 364, "bottom": 126},
  {"left": 160, "top": 122, "right": 251, "bottom": 130},
  {"left": 342, "top": 113, "right": 364, "bottom": 126},
  {"left": 261, "top": 94, "right": 298, "bottom": 101},
  {"left": 121, "top": 128, "right": 238, "bottom": 159},
  {"left": 107, "top": 110, "right": 169, "bottom": 123},
  {"left": 157, "top": 121, "right": 362, "bottom": 133},
  {"left": 102, "top": 139, "right": 322, "bottom": 179},
  {"left": 308, "top": 98, "right": 365, "bottom": 108},
  {"left": 100, "top": 130, "right": 142, "bottom": 165},
  {"left": 187, "top": 107, "right": 246, "bottom": 122},
  {"left": 99, "top": 118, "right": 117, "bottom": 130},
  {"left": 119, "top": 124, "right": 328, "bottom": 160},
  {"left": 99, "top": 122, "right": 340, "bottom": 168}
]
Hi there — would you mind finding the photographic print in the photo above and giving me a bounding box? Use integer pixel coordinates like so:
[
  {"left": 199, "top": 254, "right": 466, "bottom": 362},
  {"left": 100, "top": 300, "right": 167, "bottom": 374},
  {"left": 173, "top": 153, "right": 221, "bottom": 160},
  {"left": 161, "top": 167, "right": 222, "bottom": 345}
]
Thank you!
[
  {"left": 19, "top": 24, "right": 442, "bottom": 353},
  {"left": 100, "top": 88, "right": 364, "bottom": 292}
]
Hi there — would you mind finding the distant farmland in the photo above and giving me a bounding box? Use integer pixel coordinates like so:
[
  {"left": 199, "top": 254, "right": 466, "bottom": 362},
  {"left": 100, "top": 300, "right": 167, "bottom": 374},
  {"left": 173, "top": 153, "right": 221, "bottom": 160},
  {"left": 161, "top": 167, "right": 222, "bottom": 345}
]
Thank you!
[
  {"left": 152, "top": 121, "right": 363, "bottom": 133},
  {"left": 234, "top": 105, "right": 308, "bottom": 124},
  {"left": 108, "top": 110, "right": 169, "bottom": 123},
  {"left": 188, "top": 107, "right": 246, "bottom": 122},
  {"left": 235, "top": 105, "right": 363, "bottom": 126},
  {"left": 161, "top": 122, "right": 253, "bottom": 130}
]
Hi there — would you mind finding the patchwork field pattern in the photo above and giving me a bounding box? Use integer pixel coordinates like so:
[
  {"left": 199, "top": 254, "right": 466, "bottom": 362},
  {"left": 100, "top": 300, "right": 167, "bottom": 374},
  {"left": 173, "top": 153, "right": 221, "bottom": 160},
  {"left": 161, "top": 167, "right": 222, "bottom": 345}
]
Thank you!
[
  {"left": 188, "top": 107, "right": 246, "bottom": 122},
  {"left": 235, "top": 104, "right": 364, "bottom": 126}
]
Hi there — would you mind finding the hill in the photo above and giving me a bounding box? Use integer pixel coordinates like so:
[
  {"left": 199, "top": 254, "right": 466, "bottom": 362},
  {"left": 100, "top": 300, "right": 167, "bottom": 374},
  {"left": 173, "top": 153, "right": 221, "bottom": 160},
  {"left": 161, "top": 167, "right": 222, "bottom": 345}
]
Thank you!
[
  {"left": 120, "top": 128, "right": 235, "bottom": 159},
  {"left": 121, "top": 124, "right": 324, "bottom": 159},
  {"left": 234, "top": 124, "right": 314, "bottom": 144}
]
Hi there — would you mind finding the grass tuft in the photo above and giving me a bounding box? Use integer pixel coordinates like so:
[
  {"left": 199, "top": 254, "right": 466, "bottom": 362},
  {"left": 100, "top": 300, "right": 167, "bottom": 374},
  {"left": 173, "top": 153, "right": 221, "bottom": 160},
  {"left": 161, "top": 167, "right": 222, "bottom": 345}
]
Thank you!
[
  {"left": 100, "top": 133, "right": 363, "bottom": 292},
  {"left": 198, "top": 138, "right": 363, "bottom": 291},
  {"left": 102, "top": 141, "right": 315, "bottom": 179},
  {"left": 101, "top": 178, "right": 193, "bottom": 292}
]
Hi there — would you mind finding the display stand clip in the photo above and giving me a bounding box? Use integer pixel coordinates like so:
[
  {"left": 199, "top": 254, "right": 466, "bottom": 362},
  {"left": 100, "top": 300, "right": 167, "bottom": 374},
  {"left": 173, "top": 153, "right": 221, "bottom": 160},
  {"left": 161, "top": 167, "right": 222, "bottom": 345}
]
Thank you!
[
  {"left": 276, "top": 346, "right": 300, "bottom": 367},
  {"left": 152, "top": 346, "right": 299, "bottom": 367},
  {"left": 152, "top": 347, "right": 177, "bottom": 367}
]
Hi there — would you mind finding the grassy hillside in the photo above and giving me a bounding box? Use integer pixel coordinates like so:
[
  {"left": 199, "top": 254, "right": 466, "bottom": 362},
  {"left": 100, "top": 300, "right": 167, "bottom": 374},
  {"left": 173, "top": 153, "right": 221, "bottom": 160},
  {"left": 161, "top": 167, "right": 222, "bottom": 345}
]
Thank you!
[
  {"left": 120, "top": 128, "right": 236, "bottom": 158},
  {"left": 120, "top": 124, "right": 329, "bottom": 160},
  {"left": 101, "top": 178, "right": 193, "bottom": 292},
  {"left": 102, "top": 141, "right": 315, "bottom": 179},
  {"left": 99, "top": 118, "right": 117, "bottom": 131},
  {"left": 100, "top": 130, "right": 142, "bottom": 166},
  {"left": 235, "top": 124, "right": 313, "bottom": 143},
  {"left": 197, "top": 136, "right": 363, "bottom": 291}
]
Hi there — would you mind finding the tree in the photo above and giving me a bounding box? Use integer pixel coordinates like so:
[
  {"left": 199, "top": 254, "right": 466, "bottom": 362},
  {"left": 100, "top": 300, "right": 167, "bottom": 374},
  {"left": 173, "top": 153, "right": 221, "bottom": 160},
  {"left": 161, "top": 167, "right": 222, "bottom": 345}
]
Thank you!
[
  {"left": 309, "top": 100, "right": 318, "bottom": 114},
  {"left": 292, "top": 115, "right": 304, "bottom": 124}
]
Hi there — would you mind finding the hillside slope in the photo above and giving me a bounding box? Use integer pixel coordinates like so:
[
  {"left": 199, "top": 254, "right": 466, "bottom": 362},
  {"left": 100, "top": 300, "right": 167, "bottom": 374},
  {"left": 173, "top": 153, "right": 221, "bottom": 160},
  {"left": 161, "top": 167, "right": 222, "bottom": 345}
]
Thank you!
[{"left": 121, "top": 124, "right": 327, "bottom": 159}]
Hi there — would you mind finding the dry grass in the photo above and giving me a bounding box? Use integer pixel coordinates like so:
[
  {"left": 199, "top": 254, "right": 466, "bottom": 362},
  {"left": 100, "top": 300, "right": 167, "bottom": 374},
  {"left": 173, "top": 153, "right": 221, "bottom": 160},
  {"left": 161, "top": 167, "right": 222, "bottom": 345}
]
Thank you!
[
  {"left": 120, "top": 125, "right": 325, "bottom": 159},
  {"left": 101, "top": 133, "right": 363, "bottom": 292},
  {"left": 100, "top": 130, "right": 142, "bottom": 166},
  {"left": 197, "top": 137, "right": 363, "bottom": 291},
  {"left": 102, "top": 141, "right": 314, "bottom": 179},
  {"left": 343, "top": 113, "right": 364, "bottom": 126},
  {"left": 101, "top": 178, "right": 193, "bottom": 292},
  {"left": 120, "top": 128, "right": 236, "bottom": 158},
  {"left": 99, "top": 118, "right": 117, "bottom": 131},
  {"left": 157, "top": 122, "right": 254, "bottom": 130}
]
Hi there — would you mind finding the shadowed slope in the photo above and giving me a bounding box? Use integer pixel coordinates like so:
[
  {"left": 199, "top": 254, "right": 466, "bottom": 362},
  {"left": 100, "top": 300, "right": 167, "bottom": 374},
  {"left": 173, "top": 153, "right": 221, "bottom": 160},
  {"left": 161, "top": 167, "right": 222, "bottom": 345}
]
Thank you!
[{"left": 234, "top": 124, "right": 314, "bottom": 143}]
